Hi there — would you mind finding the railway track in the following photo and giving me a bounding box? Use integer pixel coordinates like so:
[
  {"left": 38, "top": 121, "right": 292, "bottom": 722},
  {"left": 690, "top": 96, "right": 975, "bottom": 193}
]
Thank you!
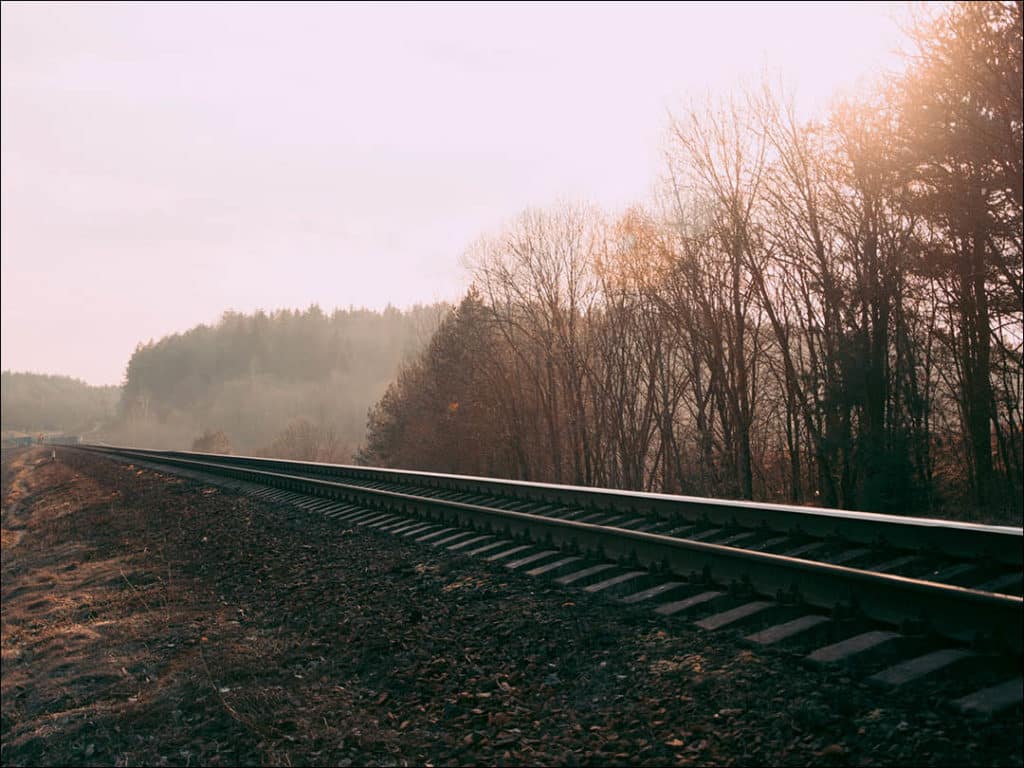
[{"left": 70, "top": 444, "right": 1023, "bottom": 716}]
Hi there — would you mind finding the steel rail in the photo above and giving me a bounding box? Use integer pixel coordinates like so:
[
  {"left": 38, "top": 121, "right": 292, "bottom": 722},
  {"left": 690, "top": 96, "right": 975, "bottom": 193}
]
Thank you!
[
  {"left": 91, "top": 445, "right": 1022, "bottom": 566},
  {"left": 72, "top": 445, "right": 1023, "bottom": 653}
]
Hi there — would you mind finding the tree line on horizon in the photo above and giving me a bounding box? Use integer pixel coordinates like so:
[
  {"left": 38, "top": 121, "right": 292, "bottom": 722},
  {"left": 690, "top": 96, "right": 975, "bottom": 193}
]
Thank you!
[
  {"left": 2, "top": 304, "right": 447, "bottom": 462},
  {"left": 359, "top": 3, "right": 1023, "bottom": 521},
  {"left": 1, "top": 371, "right": 119, "bottom": 435},
  {"left": 105, "top": 303, "right": 447, "bottom": 458}
]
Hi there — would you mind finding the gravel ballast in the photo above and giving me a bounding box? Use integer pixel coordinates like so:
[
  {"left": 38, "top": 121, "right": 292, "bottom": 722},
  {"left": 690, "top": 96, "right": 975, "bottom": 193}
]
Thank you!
[{"left": 2, "top": 447, "right": 1021, "bottom": 767}]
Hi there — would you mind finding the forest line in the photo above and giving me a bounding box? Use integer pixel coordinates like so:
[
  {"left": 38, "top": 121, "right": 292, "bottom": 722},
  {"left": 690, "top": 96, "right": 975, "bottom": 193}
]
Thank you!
[{"left": 360, "top": 3, "right": 1022, "bottom": 521}]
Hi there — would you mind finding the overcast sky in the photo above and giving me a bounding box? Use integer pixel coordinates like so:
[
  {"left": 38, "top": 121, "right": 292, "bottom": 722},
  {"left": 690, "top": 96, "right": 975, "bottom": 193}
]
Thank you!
[{"left": 1, "top": 1, "right": 910, "bottom": 385}]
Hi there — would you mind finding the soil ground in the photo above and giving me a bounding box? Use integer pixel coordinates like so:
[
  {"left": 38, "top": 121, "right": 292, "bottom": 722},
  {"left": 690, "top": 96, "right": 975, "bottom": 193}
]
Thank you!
[{"left": 1, "top": 446, "right": 1021, "bottom": 767}]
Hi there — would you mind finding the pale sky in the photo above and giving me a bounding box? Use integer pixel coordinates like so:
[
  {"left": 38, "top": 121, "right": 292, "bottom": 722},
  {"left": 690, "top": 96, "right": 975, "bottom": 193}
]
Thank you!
[{"left": 1, "top": 1, "right": 910, "bottom": 385}]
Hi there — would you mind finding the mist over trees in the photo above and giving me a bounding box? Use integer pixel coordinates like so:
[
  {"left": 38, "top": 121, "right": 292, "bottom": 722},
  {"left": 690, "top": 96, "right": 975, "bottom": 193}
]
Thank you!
[
  {"left": 105, "top": 304, "right": 447, "bottom": 458},
  {"left": 361, "top": 2, "right": 1022, "bottom": 521},
  {"left": 1, "top": 371, "right": 119, "bottom": 435},
  {"left": 191, "top": 429, "right": 233, "bottom": 454}
]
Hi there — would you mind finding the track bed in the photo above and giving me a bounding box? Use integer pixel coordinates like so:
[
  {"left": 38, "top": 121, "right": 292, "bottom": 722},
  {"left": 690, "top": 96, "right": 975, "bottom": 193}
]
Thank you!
[{"left": 2, "top": 447, "right": 1021, "bottom": 767}]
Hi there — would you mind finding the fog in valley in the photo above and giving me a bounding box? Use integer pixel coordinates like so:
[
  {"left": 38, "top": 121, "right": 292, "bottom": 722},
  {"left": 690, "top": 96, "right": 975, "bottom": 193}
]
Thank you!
[{"left": 2, "top": 3, "right": 1020, "bottom": 522}]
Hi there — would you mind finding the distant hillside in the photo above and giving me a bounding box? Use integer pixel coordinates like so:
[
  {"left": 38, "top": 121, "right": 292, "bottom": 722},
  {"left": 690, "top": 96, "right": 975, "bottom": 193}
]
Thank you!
[
  {"left": 102, "top": 304, "right": 448, "bottom": 456},
  {"left": 1, "top": 371, "right": 120, "bottom": 434}
]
